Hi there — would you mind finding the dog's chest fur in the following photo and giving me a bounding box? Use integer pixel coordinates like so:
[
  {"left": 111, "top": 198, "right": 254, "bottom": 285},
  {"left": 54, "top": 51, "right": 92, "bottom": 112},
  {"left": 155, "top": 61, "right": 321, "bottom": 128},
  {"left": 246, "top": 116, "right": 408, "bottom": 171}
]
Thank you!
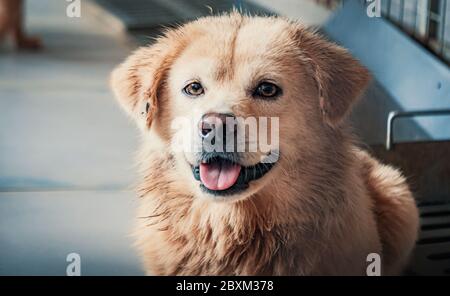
[
  {"left": 135, "top": 191, "right": 295, "bottom": 275},
  {"left": 133, "top": 153, "right": 378, "bottom": 275}
]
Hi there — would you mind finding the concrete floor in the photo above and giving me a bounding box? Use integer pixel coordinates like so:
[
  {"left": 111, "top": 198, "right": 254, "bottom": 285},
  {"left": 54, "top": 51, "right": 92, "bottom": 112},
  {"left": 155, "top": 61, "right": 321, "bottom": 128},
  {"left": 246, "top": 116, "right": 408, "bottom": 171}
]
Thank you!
[{"left": 0, "top": 0, "right": 142, "bottom": 275}]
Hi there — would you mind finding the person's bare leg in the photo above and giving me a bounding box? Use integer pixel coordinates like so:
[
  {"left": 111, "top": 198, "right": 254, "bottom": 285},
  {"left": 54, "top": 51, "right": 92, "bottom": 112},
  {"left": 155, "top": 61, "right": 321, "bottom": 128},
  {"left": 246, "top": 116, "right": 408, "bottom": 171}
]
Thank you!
[
  {"left": 0, "top": 0, "right": 14, "bottom": 43},
  {"left": 11, "top": 0, "right": 41, "bottom": 49}
]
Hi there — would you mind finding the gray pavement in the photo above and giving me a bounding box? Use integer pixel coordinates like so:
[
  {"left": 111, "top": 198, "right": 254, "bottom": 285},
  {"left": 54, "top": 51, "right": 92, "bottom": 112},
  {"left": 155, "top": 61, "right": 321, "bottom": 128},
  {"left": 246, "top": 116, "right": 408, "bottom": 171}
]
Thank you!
[
  {"left": 0, "top": 191, "right": 142, "bottom": 275},
  {"left": 0, "top": 0, "right": 142, "bottom": 275}
]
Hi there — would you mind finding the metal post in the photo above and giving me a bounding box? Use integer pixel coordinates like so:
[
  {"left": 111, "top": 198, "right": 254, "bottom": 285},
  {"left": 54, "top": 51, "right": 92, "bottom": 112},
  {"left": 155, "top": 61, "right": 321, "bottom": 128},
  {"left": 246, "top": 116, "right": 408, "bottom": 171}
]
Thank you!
[
  {"left": 400, "top": 0, "right": 405, "bottom": 24},
  {"left": 440, "top": 0, "right": 448, "bottom": 54},
  {"left": 386, "top": 0, "right": 392, "bottom": 19}
]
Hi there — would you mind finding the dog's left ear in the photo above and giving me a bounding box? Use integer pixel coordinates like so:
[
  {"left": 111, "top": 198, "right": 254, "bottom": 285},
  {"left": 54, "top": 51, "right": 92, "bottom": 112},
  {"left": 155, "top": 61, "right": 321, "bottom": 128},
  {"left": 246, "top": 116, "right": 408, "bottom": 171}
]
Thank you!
[{"left": 295, "top": 28, "right": 371, "bottom": 126}]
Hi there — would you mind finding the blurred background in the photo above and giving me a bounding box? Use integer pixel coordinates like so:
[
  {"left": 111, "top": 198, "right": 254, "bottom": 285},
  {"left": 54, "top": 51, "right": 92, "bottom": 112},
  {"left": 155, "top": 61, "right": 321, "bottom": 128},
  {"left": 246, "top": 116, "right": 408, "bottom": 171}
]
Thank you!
[{"left": 0, "top": 0, "right": 449, "bottom": 275}]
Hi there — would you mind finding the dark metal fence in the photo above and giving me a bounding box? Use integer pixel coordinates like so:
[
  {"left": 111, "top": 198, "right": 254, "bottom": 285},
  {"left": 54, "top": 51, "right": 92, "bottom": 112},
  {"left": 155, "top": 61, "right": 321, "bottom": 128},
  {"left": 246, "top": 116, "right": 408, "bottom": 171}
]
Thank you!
[{"left": 315, "top": 0, "right": 450, "bottom": 64}]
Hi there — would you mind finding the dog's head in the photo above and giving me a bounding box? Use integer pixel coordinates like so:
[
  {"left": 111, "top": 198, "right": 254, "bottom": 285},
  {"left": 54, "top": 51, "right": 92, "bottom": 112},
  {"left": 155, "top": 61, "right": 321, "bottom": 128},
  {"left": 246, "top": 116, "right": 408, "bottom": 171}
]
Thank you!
[{"left": 111, "top": 14, "right": 370, "bottom": 202}]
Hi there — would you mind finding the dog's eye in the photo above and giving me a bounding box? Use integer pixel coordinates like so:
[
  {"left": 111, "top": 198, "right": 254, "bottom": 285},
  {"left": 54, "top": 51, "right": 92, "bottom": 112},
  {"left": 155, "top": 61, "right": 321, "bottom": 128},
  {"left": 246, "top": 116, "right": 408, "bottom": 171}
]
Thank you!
[
  {"left": 253, "top": 82, "right": 281, "bottom": 99},
  {"left": 183, "top": 82, "right": 204, "bottom": 97}
]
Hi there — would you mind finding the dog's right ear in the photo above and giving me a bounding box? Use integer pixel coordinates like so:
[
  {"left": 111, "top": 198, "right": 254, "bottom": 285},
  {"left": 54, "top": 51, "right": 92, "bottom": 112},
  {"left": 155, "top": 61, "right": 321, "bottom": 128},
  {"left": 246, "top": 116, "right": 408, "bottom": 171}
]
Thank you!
[{"left": 110, "top": 37, "right": 178, "bottom": 130}]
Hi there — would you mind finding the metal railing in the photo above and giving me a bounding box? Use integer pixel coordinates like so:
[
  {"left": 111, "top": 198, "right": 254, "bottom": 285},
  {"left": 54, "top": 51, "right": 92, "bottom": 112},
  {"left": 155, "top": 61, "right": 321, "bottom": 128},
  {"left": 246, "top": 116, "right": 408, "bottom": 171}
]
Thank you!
[
  {"left": 386, "top": 109, "right": 450, "bottom": 150},
  {"left": 315, "top": 0, "right": 450, "bottom": 65}
]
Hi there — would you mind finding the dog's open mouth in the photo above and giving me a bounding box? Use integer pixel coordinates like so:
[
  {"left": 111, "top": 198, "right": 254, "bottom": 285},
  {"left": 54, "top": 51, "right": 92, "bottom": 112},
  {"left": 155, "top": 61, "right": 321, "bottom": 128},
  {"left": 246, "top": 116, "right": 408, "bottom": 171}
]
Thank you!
[{"left": 192, "top": 154, "right": 276, "bottom": 196}]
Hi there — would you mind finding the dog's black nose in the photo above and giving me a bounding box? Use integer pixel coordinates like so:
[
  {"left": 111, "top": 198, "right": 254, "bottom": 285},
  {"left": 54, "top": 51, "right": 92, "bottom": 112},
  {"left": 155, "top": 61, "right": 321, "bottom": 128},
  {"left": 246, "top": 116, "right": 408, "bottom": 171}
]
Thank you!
[
  {"left": 198, "top": 113, "right": 235, "bottom": 140},
  {"left": 198, "top": 113, "right": 235, "bottom": 138}
]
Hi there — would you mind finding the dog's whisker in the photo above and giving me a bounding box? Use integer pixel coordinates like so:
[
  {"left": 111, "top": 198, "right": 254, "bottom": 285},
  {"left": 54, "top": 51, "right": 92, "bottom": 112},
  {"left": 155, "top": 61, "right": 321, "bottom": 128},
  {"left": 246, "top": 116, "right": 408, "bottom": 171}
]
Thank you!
[
  {"left": 145, "top": 213, "right": 171, "bottom": 227},
  {"left": 138, "top": 210, "right": 168, "bottom": 219},
  {"left": 157, "top": 226, "right": 170, "bottom": 232}
]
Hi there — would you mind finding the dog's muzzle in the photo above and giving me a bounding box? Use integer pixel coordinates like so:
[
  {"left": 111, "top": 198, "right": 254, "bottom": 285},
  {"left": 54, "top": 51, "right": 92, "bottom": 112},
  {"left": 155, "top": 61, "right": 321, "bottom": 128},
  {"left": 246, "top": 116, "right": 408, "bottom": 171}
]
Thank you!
[
  {"left": 192, "top": 113, "right": 278, "bottom": 196},
  {"left": 191, "top": 152, "right": 277, "bottom": 196}
]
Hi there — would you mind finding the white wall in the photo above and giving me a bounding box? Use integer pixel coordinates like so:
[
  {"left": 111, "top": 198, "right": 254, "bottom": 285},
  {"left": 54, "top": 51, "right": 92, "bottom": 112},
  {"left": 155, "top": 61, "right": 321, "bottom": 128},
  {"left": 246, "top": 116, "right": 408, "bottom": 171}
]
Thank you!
[{"left": 248, "top": 0, "right": 332, "bottom": 26}]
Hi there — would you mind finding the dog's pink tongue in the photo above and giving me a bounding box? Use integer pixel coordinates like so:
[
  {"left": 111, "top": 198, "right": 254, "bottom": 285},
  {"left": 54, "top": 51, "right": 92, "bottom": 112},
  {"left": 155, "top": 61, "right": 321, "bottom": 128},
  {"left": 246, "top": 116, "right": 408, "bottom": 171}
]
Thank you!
[{"left": 200, "top": 162, "right": 241, "bottom": 191}]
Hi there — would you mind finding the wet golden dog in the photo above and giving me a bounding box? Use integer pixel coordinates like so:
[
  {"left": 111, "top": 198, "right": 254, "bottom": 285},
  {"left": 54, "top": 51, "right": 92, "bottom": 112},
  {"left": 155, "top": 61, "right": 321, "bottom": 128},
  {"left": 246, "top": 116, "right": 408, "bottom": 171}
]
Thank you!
[{"left": 110, "top": 13, "right": 419, "bottom": 275}]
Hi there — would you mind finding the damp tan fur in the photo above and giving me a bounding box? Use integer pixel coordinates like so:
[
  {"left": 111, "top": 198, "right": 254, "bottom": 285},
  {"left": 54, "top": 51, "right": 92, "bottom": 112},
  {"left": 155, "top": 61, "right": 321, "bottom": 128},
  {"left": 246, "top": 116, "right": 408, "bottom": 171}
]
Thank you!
[{"left": 110, "top": 13, "right": 419, "bottom": 275}]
